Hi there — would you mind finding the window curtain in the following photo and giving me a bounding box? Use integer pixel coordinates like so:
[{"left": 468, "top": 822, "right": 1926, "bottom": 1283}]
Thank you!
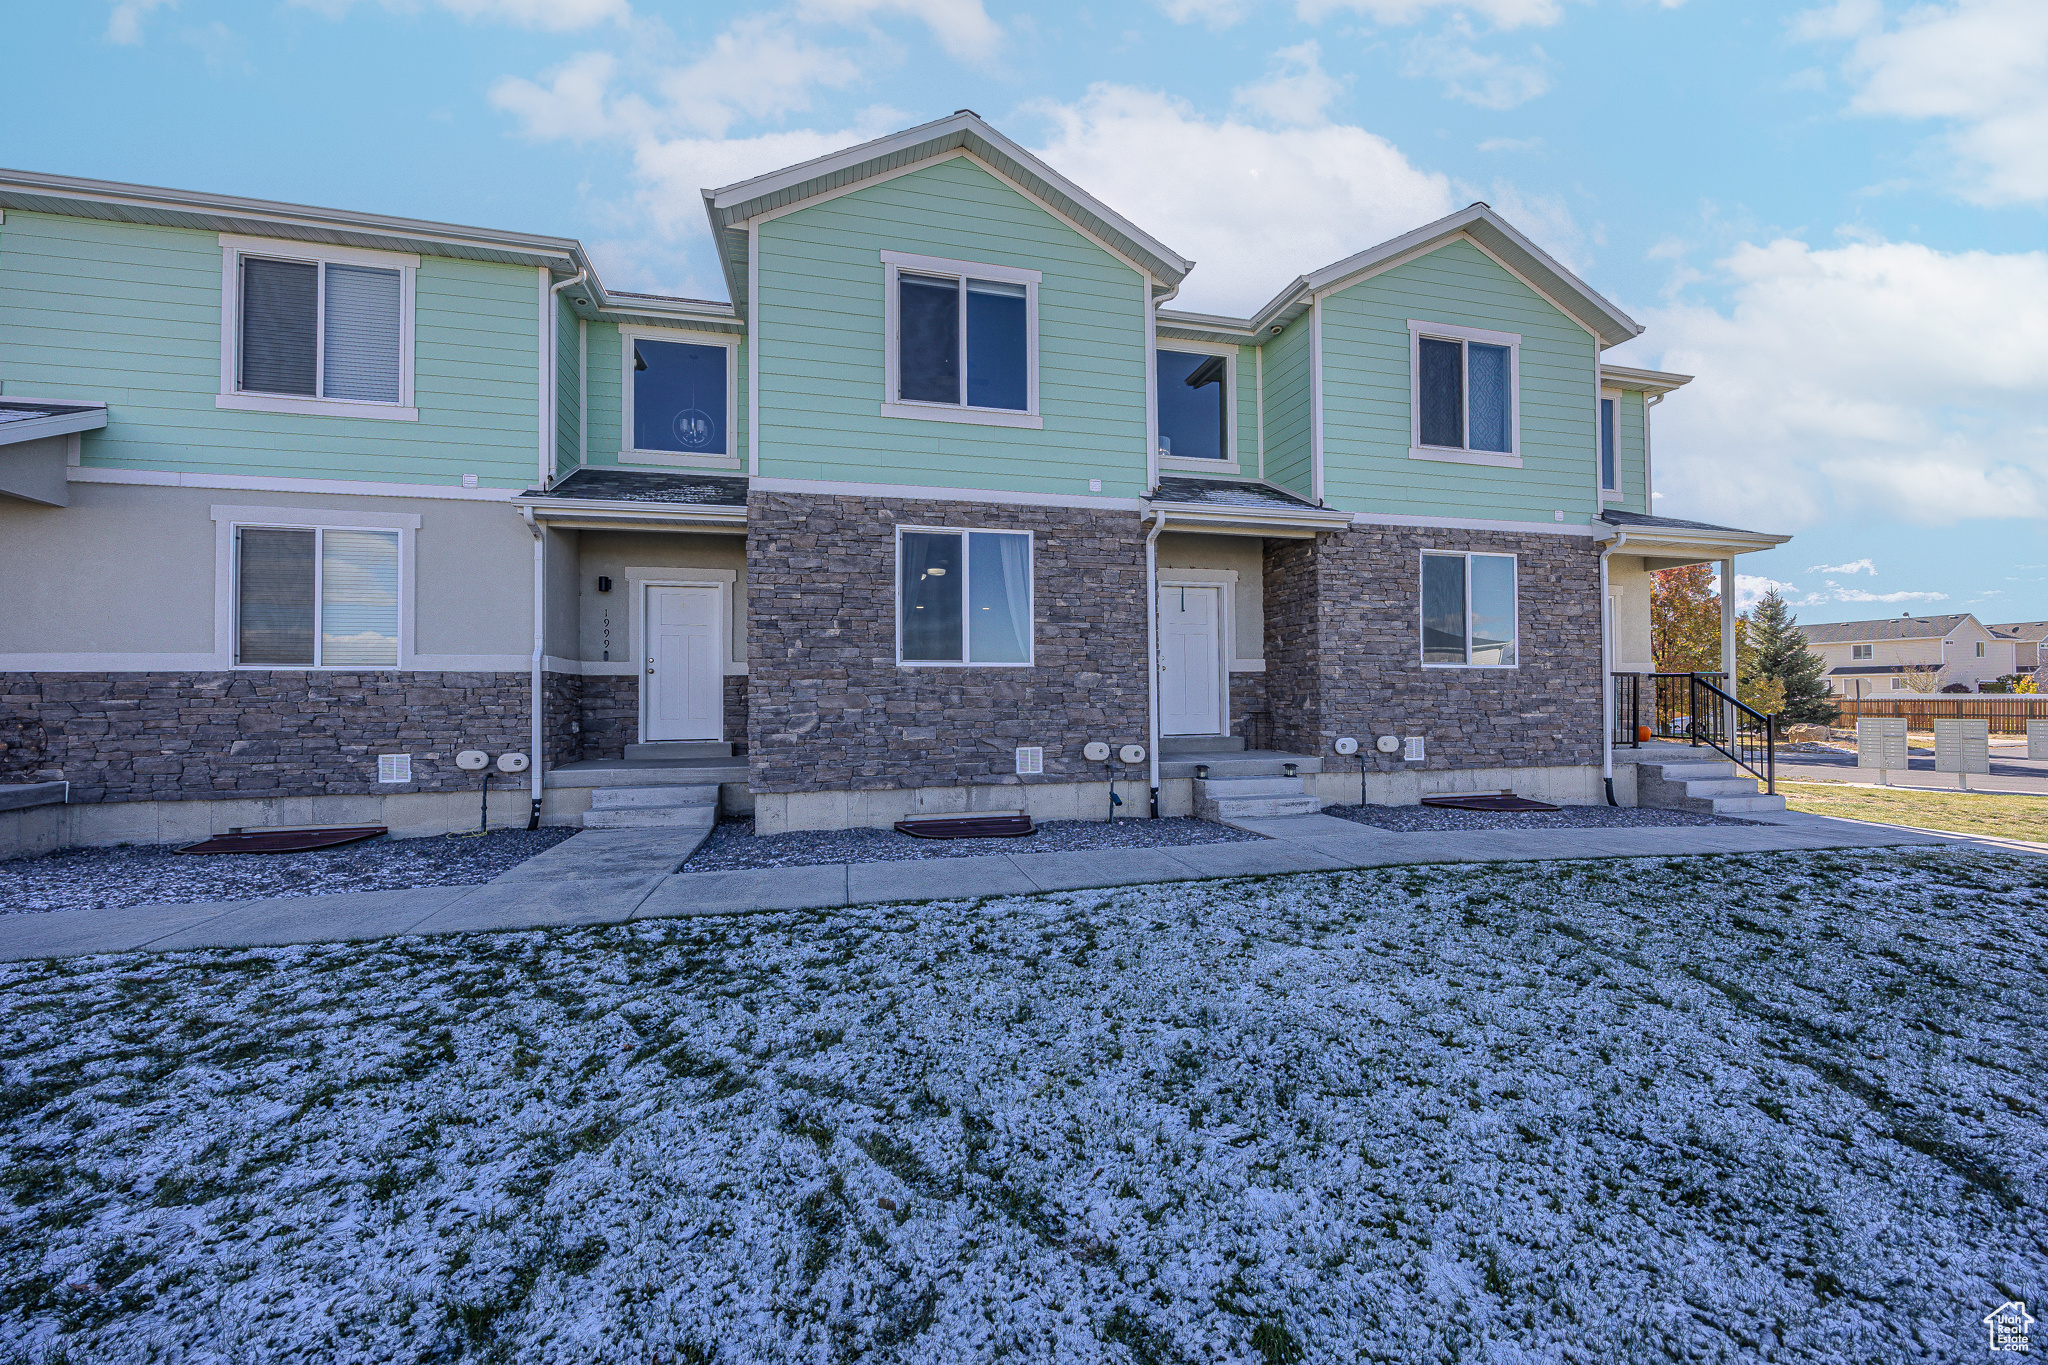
[
  {"left": 898, "top": 274, "right": 960, "bottom": 404},
  {"left": 1421, "top": 553, "right": 1466, "bottom": 664},
  {"left": 237, "top": 527, "right": 316, "bottom": 665},
  {"left": 240, "top": 258, "right": 318, "bottom": 397},
  {"left": 964, "top": 279, "right": 1028, "bottom": 410},
  {"left": 1417, "top": 338, "right": 1463, "bottom": 448},
  {"left": 319, "top": 529, "right": 401, "bottom": 666},
  {"left": 968, "top": 531, "right": 1031, "bottom": 663},
  {"left": 323, "top": 265, "right": 402, "bottom": 402},
  {"left": 1468, "top": 554, "right": 1517, "bottom": 666},
  {"left": 1467, "top": 343, "right": 1512, "bottom": 452}
]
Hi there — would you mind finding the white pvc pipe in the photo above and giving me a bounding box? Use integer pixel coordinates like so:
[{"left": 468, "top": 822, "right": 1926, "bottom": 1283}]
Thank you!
[
  {"left": 523, "top": 506, "right": 544, "bottom": 828},
  {"left": 1145, "top": 507, "right": 1166, "bottom": 816},
  {"left": 1598, "top": 527, "right": 1627, "bottom": 803}
]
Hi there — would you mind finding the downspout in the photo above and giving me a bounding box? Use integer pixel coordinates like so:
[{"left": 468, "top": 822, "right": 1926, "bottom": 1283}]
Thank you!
[
  {"left": 1598, "top": 527, "right": 1627, "bottom": 805},
  {"left": 522, "top": 505, "right": 545, "bottom": 830},
  {"left": 544, "top": 269, "right": 586, "bottom": 487},
  {"left": 1145, "top": 506, "right": 1167, "bottom": 818}
]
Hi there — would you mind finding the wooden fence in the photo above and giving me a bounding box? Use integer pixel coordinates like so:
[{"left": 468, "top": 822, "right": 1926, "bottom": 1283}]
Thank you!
[{"left": 1829, "top": 696, "right": 2048, "bottom": 734}]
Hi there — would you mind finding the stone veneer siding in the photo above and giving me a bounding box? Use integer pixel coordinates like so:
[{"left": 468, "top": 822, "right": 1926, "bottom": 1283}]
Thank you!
[
  {"left": 746, "top": 492, "right": 1150, "bottom": 794},
  {"left": 0, "top": 672, "right": 532, "bottom": 804},
  {"left": 567, "top": 675, "right": 747, "bottom": 760},
  {"left": 1262, "top": 527, "right": 1603, "bottom": 772}
]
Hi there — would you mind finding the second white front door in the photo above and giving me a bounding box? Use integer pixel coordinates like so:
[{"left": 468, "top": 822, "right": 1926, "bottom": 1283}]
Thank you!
[
  {"left": 645, "top": 584, "right": 723, "bottom": 741},
  {"left": 1159, "top": 583, "right": 1225, "bottom": 737}
]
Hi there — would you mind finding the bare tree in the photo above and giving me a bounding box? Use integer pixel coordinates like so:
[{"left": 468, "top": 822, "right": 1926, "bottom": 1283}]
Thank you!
[{"left": 1898, "top": 665, "right": 1942, "bottom": 693}]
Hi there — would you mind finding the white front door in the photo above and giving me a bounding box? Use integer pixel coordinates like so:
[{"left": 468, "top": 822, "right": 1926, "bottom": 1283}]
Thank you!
[
  {"left": 1159, "top": 583, "right": 1225, "bottom": 737},
  {"left": 645, "top": 585, "right": 723, "bottom": 741}
]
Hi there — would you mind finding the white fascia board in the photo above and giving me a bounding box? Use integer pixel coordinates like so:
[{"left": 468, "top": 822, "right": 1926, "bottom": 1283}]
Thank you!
[
  {"left": 1150, "top": 501, "right": 1351, "bottom": 534},
  {"left": 0, "top": 167, "right": 582, "bottom": 270},
  {"left": 512, "top": 496, "right": 747, "bottom": 527},
  {"left": 1598, "top": 524, "right": 1791, "bottom": 554},
  {"left": 1600, "top": 363, "right": 1692, "bottom": 394},
  {"left": 752, "top": 475, "right": 1144, "bottom": 512},
  {"left": 0, "top": 406, "right": 107, "bottom": 446},
  {"left": 67, "top": 465, "right": 517, "bottom": 502},
  {"left": 701, "top": 112, "right": 1193, "bottom": 287},
  {"left": 1351, "top": 510, "right": 1597, "bottom": 538}
]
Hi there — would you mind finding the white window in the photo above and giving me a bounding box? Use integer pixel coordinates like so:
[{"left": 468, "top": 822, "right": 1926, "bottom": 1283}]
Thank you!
[
  {"left": 1890, "top": 676, "right": 1905, "bottom": 690},
  {"left": 1976, "top": 641, "right": 1986, "bottom": 657},
  {"left": 880, "top": 250, "right": 1041, "bottom": 430},
  {"left": 1599, "top": 395, "right": 1618, "bottom": 491},
  {"left": 1851, "top": 643, "right": 1873, "bottom": 660},
  {"left": 897, "top": 527, "right": 1033, "bottom": 666},
  {"left": 620, "top": 328, "right": 740, "bottom": 468},
  {"left": 1421, "top": 551, "right": 1517, "bottom": 667},
  {"left": 1408, "top": 320, "right": 1520, "bottom": 468},
  {"left": 234, "top": 524, "right": 401, "bottom": 668},
  {"left": 217, "top": 235, "right": 417, "bottom": 421},
  {"left": 1156, "top": 342, "right": 1234, "bottom": 468}
]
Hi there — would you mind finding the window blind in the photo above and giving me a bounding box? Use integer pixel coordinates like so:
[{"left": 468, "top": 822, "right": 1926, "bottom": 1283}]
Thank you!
[
  {"left": 237, "top": 527, "right": 316, "bottom": 665},
  {"left": 240, "top": 258, "right": 318, "bottom": 396},
  {"left": 323, "top": 265, "right": 402, "bottom": 402},
  {"left": 319, "top": 529, "right": 401, "bottom": 666}
]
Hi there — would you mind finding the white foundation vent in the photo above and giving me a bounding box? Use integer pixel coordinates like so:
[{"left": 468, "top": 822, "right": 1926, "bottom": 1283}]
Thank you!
[{"left": 1015, "top": 746, "right": 1043, "bottom": 775}]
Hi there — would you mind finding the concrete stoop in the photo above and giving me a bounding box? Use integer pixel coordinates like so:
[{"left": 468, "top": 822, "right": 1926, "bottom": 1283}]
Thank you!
[
  {"left": 1195, "top": 774, "right": 1321, "bottom": 826},
  {"left": 581, "top": 784, "right": 719, "bottom": 831},
  {"left": 1636, "top": 758, "right": 1788, "bottom": 816}
]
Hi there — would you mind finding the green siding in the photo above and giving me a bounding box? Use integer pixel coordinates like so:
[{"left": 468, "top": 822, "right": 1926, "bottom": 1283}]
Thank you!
[
  {"left": 753, "top": 156, "right": 1147, "bottom": 497},
  {"left": 0, "top": 211, "right": 542, "bottom": 489},
  {"left": 1318, "top": 238, "right": 1600, "bottom": 525},
  {"left": 554, "top": 295, "right": 579, "bottom": 479},
  {"left": 1261, "top": 315, "right": 1313, "bottom": 500},
  {"left": 581, "top": 321, "right": 748, "bottom": 470}
]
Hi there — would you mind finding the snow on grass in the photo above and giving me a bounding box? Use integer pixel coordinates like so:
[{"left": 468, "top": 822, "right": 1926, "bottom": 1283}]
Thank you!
[{"left": 1, "top": 847, "right": 2045, "bottom": 1362}]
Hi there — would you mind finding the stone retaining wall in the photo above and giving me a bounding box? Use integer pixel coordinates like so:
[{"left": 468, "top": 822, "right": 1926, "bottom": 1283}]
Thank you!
[{"left": 745, "top": 491, "right": 1151, "bottom": 795}]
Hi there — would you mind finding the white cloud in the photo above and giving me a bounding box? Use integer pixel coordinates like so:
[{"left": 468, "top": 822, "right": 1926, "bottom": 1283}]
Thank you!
[
  {"left": 1232, "top": 42, "right": 1344, "bottom": 127},
  {"left": 1630, "top": 234, "right": 2048, "bottom": 531},
  {"left": 1401, "top": 23, "right": 1551, "bottom": 109},
  {"left": 106, "top": 0, "right": 174, "bottom": 43},
  {"left": 1799, "top": 0, "right": 2048, "bottom": 204},
  {"left": 1478, "top": 136, "right": 1543, "bottom": 152},
  {"left": 1029, "top": 84, "right": 1456, "bottom": 314},
  {"left": 793, "top": 0, "right": 1001, "bottom": 60},
  {"left": 292, "top": 0, "right": 630, "bottom": 27},
  {"left": 1809, "top": 558, "right": 1875, "bottom": 575},
  {"left": 1721, "top": 573, "right": 1800, "bottom": 609},
  {"left": 1158, "top": 0, "right": 1255, "bottom": 27},
  {"left": 1296, "top": 0, "right": 1563, "bottom": 28},
  {"left": 1827, "top": 588, "right": 1950, "bottom": 603},
  {"left": 491, "top": 51, "right": 626, "bottom": 141}
]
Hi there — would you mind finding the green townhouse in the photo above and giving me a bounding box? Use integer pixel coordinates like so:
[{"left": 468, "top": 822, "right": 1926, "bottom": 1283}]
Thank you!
[{"left": 0, "top": 111, "right": 1790, "bottom": 854}]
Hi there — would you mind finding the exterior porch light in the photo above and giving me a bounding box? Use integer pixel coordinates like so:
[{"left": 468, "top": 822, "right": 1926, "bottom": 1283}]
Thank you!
[
  {"left": 1283, "top": 762, "right": 1298, "bottom": 778},
  {"left": 1194, "top": 764, "right": 1209, "bottom": 780}
]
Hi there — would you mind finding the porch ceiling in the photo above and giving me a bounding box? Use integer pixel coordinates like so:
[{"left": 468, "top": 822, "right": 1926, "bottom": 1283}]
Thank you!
[{"left": 1599, "top": 509, "right": 1789, "bottom": 566}]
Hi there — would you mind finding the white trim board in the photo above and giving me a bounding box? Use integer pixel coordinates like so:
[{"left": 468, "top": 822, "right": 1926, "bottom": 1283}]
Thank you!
[
  {"left": 618, "top": 324, "right": 743, "bottom": 468},
  {"left": 751, "top": 475, "right": 1144, "bottom": 511},
  {"left": 67, "top": 466, "right": 518, "bottom": 501},
  {"left": 1349, "top": 510, "right": 1596, "bottom": 537},
  {"left": 217, "top": 233, "right": 419, "bottom": 423},
  {"left": 624, "top": 566, "right": 747, "bottom": 677},
  {"left": 1155, "top": 336, "right": 1237, "bottom": 471},
  {"left": 879, "top": 248, "right": 1041, "bottom": 426},
  {"left": 210, "top": 508, "right": 420, "bottom": 670}
]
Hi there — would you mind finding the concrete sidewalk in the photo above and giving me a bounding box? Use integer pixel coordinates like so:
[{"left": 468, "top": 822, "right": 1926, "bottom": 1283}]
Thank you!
[{"left": 0, "top": 808, "right": 2015, "bottom": 962}]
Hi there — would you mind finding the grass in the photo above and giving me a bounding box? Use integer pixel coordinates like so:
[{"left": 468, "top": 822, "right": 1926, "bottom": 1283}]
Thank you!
[
  {"left": 1782, "top": 779, "right": 2048, "bottom": 844},
  {"left": 2, "top": 848, "right": 2046, "bottom": 1362}
]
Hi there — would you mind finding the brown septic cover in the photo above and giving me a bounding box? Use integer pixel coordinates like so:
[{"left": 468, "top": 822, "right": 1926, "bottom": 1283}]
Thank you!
[
  {"left": 178, "top": 826, "right": 388, "bottom": 855},
  {"left": 893, "top": 815, "right": 1035, "bottom": 840},
  {"left": 1419, "top": 794, "right": 1561, "bottom": 812}
]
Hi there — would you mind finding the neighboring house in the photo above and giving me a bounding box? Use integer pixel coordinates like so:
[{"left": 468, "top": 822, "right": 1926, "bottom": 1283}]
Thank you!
[
  {"left": 1801, "top": 613, "right": 2018, "bottom": 695},
  {"left": 1989, "top": 621, "right": 2048, "bottom": 683},
  {"left": 0, "top": 112, "right": 1789, "bottom": 847}
]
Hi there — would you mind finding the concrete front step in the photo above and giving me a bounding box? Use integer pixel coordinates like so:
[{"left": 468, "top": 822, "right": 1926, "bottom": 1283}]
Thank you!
[
  {"left": 582, "top": 783, "right": 720, "bottom": 829},
  {"left": 623, "top": 741, "right": 733, "bottom": 761},
  {"left": 1194, "top": 773, "right": 1321, "bottom": 825},
  {"left": 1160, "top": 734, "right": 1246, "bottom": 755},
  {"left": 547, "top": 760, "right": 747, "bottom": 788},
  {"left": 1637, "top": 759, "right": 1784, "bottom": 817},
  {"left": 1209, "top": 795, "right": 1323, "bottom": 819},
  {"left": 1712, "top": 794, "right": 1789, "bottom": 814}
]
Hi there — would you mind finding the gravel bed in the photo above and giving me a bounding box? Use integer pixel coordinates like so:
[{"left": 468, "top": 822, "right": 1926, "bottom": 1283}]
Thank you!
[
  {"left": 683, "top": 816, "right": 1262, "bottom": 871},
  {"left": 0, "top": 827, "right": 578, "bottom": 915},
  {"left": 1319, "top": 801, "right": 1761, "bottom": 832}
]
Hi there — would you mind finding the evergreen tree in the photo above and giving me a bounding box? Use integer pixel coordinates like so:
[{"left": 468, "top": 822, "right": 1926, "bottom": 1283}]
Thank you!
[{"left": 1745, "top": 589, "right": 1837, "bottom": 724}]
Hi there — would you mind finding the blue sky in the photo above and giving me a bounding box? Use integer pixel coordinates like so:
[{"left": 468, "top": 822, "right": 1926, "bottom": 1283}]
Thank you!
[{"left": 6, "top": 0, "right": 2045, "bottom": 627}]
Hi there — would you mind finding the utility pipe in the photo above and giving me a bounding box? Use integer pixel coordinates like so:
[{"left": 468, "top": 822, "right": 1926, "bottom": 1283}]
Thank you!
[
  {"left": 522, "top": 505, "right": 545, "bottom": 829},
  {"left": 1598, "top": 527, "right": 1627, "bottom": 805},
  {"left": 1144, "top": 506, "right": 1167, "bottom": 818}
]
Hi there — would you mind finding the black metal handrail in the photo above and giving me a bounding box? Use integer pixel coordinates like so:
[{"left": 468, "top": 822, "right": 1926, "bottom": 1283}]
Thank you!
[
  {"left": 1684, "top": 672, "right": 1776, "bottom": 794},
  {"left": 1612, "top": 672, "right": 1643, "bottom": 747}
]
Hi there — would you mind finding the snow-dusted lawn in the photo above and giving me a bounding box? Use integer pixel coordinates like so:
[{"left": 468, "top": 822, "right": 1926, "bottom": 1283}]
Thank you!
[{"left": 2, "top": 847, "right": 2045, "bottom": 1363}]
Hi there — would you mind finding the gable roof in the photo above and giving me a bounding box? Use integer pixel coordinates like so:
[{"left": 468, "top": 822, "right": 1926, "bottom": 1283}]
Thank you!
[
  {"left": 1159, "top": 203, "right": 1643, "bottom": 350},
  {"left": 1990, "top": 620, "right": 2048, "bottom": 640},
  {"left": 701, "top": 111, "right": 1195, "bottom": 311},
  {"left": 1799, "top": 613, "right": 1979, "bottom": 645}
]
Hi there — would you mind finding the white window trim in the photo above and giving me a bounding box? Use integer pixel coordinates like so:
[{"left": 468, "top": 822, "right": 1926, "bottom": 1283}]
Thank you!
[
  {"left": 1419, "top": 549, "right": 1520, "bottom": 669},
  {"left": 210, "top": 503, "right": 420, "bottom": 670},
  {"left": 1156, "top": 338, "right": 1238, "bottom": 472},
  {"left": 618, "top": 327, "right": 743, "bottom": 470},
  {"left": 1851, "top": 643, "right": 1874, "bottom": 660},
  {"left": 894, "top": 524, "right": 1036, "bottom": 668},
  {"left": 880, "top": 249, "right": 1042, "bottom": 430},
  {"left": 1407, "top": 318, "right": 1521, "bottom": 469},
  {"left": 216, "top": 234, "right": 419, "bottom": 422},
  {"left": 1158, "top": 574, "right": 1236, "bottom": 735},
  {"left": 1598, "top": 387, "right": 1622, "bottom": 495}
]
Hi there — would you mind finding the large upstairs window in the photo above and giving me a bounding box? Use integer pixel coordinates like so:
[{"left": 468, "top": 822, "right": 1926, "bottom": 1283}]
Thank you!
[
  {"left": 218, "top": 236, "right": 417, "bottom": 421},
  {"left": 1409, "top": 320, "right": 1520, "bottom": 468},
  {"left": 1156, "top": 345, "right": 1232, "bottom": 466},
  {"left": 881, "top": 250, "right": 1041, "bottom": 430},
  {"left": 623, "top": 330, "right": 738, "bottom": 467}
]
